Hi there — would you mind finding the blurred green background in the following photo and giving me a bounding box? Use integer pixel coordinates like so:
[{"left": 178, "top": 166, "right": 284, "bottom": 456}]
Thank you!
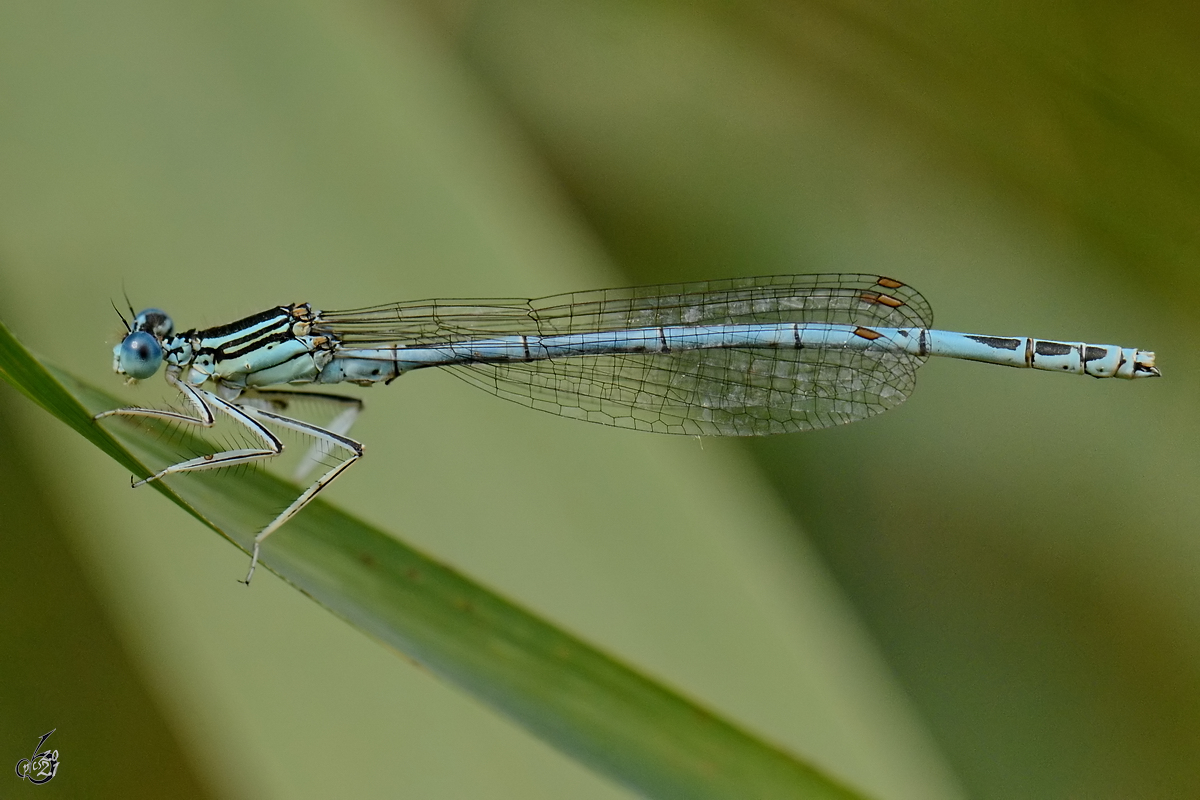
[{"left": 0, "top": 1, "right": 1195, "bottom": 798}]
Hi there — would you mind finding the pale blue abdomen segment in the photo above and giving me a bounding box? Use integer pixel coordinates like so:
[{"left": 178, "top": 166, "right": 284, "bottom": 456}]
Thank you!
[{"left": 333, "top": 323, "right": 890, "bottom": 368}]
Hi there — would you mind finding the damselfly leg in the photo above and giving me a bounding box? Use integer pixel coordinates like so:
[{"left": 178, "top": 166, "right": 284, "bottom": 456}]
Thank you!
[{"left": 95, "top": 380, "right": 363, "bottom": 584}]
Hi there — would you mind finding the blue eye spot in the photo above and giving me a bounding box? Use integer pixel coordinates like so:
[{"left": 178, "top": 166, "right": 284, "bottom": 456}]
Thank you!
[{"left": 117, "top": 331, "right": 164, "bottom": 379}]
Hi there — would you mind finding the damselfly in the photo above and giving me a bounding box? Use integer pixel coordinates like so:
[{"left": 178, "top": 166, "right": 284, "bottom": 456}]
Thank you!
[{"left": 96, "top": 274, "right": 1159, "bottom": 583}]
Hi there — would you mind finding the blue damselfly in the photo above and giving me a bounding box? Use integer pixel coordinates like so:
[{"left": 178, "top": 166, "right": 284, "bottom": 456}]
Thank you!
[{"left": 96, "top": 274, "right": 1158, "bottom": 582}]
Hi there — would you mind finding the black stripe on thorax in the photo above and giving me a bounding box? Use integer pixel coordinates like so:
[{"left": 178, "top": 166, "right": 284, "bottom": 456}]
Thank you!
[
  {"left": 194, "top": 307, "right": 291, "bottom": 339},
  {"left": 215, "top": 330, "right": 300, "bottom": 362},
  {"left": 193, "top": 307, "right": 296, "bottom": 360}
]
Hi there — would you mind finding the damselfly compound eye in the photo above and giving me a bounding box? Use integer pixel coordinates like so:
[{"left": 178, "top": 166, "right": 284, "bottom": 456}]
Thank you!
[{"left": 115, "top": 331, "right": 164, "bottom": 379}]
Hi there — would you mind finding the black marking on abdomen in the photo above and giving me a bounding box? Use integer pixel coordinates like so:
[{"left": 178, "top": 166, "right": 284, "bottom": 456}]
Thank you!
[
  {"left": 658, "top": 327, "right": 671, "bottom": 353},
  {"left": 1034, "top": 340, "right": 1074, "bottom": 356},
  {"left": 1083, "top": 345, "right": 1108, "bottom": 362},
  {"left": 967, "top": 335, "right": 1021, "bottom": 351},
  {"left": 793, "top": 324, "right": 802, "bottom": 349},
  {"left": 522, "top": 335, "right": 532, "bottom": 361}
]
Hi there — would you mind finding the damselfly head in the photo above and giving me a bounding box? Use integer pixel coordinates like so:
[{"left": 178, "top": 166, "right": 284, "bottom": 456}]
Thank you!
[{"left": 112, "top": 308, "right": 174, "bottom": 380}]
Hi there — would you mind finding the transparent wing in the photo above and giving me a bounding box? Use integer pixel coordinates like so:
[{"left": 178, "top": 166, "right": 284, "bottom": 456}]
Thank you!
[{"left": 317, "top": 274, "right": 932, "bottom": 435}]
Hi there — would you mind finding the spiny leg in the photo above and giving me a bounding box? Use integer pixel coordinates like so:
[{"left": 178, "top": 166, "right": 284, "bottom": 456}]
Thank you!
[
  {"left": 234, "top": 389, "right": 363, "bottom": 481},
  {"left": 94, "top": 374, "right": 217, "bottom": 428},
  {"left": 234, "top": 405, "right": 363, "bottom": 585},
  {"left": 96, "top": 380, "right": 362, "bottom": 585},
  {"left": 94, "top": 379, "right": 286, "bottom": 485}
]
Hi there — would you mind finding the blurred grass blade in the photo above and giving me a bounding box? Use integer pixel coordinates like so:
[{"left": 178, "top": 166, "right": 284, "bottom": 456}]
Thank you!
[{"left": 0, "top": 317, "right": 868, "bottom": 800}]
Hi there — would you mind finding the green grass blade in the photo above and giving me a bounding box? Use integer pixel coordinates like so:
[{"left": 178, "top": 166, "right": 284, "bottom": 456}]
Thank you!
[{"left": 0, "top": 317, "right": 868, "bottom": 800}]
